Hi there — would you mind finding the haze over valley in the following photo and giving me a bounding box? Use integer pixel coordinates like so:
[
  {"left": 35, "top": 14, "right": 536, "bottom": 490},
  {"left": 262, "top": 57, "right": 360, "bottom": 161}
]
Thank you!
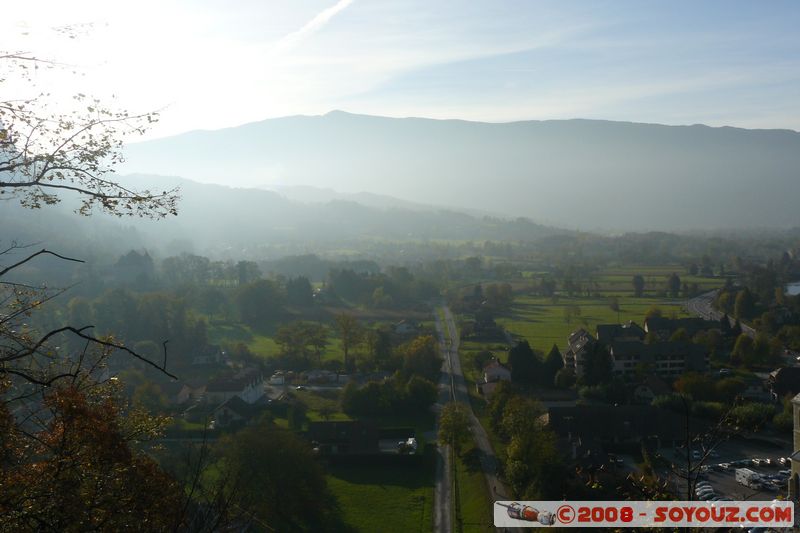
[
  {"left": 123, "top": 111, "right": 800, "bottom": 232},
  {"left": 4, "top": 3, "right": 800, "bottom": 531}
]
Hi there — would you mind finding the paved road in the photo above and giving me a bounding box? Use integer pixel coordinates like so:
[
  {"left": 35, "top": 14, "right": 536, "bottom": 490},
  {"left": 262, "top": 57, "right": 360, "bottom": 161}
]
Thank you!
[
  {"left": 686, "top": 290, "right": 756, "bottom": 338},
  {"left": 433, "top": 312, "right": 454, "bottom": 533},
  {"left": 434, "top": 305, "right": 512, "bottom": 532}
]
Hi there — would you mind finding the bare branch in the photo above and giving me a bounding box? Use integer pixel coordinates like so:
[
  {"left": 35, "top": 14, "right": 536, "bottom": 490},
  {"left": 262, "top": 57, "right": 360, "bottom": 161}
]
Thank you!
[{"left": 0, "top": 248, "right": 84, "bottom": 278}]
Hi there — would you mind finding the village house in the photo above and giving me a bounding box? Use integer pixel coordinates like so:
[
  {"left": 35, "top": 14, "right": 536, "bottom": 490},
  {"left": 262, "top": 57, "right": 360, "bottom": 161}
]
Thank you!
[
  {"left": 205, "top": 367, "right": 265, "bottom": 405},
  {"left": 394, "top": 320, "right": 420, "bottom": 336},
  {"left": 160, "top": 379, "right": 206, "bottom": 406},
  {"left": 477, "top": 358, "right": 511, "bottom": 399},
  {"left": 213, "top": 396, "right": 256, "bottom": 429}
]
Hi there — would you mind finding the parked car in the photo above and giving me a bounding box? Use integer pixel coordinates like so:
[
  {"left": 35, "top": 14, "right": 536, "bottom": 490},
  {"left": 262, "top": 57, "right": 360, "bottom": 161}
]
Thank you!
[{"left": 719, "top": 462, "right": 731, "bottom": 470}]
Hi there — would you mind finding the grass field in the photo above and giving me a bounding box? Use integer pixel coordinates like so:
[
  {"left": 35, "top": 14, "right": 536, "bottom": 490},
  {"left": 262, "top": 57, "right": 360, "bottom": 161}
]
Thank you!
[
  {"left": 456, "top": 447, "right": 494, "bottom": 531},
  {"left": 207, "top": 318, "right": 352, "bottom": 363},
  {"left": 326, "top": 456, "right": 434, "bottom": 533},
  {"left": 496, "top": 294, "right": 691, "bottom": 354}
]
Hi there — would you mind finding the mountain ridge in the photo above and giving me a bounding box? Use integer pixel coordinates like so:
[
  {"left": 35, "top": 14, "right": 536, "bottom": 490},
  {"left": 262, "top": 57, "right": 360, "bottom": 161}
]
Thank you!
[{"left": 122, "top": 111, "right": 800, "bottom": 231}]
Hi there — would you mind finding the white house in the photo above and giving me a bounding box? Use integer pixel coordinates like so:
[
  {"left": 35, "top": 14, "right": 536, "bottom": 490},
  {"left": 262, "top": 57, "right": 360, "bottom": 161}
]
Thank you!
[{"left": 205, "top": 367, "right": 265, "bottom": 405}]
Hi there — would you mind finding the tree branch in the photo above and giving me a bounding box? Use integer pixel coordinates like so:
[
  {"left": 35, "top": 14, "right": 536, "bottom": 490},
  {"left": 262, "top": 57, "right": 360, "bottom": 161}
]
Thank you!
[{"left": 0, "top": 248, "right": 84, "bottom": 278}]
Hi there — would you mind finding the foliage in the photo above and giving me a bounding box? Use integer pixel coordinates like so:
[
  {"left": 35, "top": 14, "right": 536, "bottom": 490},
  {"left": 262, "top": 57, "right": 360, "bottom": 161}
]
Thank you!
[
  {"left": 235, "top": 279, "right": 285, "bottom": 330},
  {"left": 667, "top": 273, "right": 681, "bottom": 298},
  {"left": 334, "top": 313, "right": 362, "bottom": 372},
  {"left": 554, "top": 367, "right": 576, "bottom": 389},
  {"left": 341, "top": 375, "right": 437, "bottom": 417},
  {"left": 507, "top": 340, "right": 540, "bottom": 386},
  {"left": 500, "top": 396, "right": 566, "bottom": 499},
  {"left": 438, "top": 402, "right": 471, "bottom": 454},
  {"left": 542, "top": 344, "right": 564, "bottom": 386},
  {"left": 579, "top": 344, "right": 613, "bottom": 386},
  {"left": 0, "top": 53, "right": 178, "bottom": 217},
  {"left": 632, "top": 274, "right": 645, "bottom": 297},
  {"left": 275, "top": 321, "right": 328, "bottom": 365},
  {"left": 217, "top": 424, "right": 338, "bottom": 532},
  {"left": 0, "top": 383, "right": 181, "bottom": 531},
  {"left": 730, "top": 403, "right": 776, "bottom": 431},
  {"left": 398, "top": 335, "right": 440, "bottom": 382}
]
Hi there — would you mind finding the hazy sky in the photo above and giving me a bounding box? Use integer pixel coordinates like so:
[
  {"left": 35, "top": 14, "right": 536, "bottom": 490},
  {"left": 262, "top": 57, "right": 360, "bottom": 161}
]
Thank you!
[{"left": 3, "top": 1, "right": 799, "bottom": 138}]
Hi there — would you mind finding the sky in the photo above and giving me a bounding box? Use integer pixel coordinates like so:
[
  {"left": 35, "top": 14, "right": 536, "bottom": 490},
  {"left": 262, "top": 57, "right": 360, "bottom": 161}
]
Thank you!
[{"left": 2, "top": 0, "right": 799, "bottom": 139}]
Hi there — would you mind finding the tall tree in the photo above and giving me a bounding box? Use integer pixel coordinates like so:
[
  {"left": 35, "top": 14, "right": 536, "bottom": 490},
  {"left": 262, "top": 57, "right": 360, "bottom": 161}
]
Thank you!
[
  {"left": 508, "top": 340, "right": 541, "bottom": 386},
  {"left": 632, "top": 274, "right": 645, "bottom": 297},
  {"left": 438, "top": 402, "right": 471, "bottom": 455},
  {"left": 580, "top": 344, "right": 613, "bottom": 386},
  {"left": 217, "top": 425, "right": 337, "bottom": 531},
  {"left": 667, "top": 273, "right": 681, "bottom": 298},
  {"left": 542, "top": 344, "right": 564, "bottom": 387},
  {"left": 0, "top": 382, "right": 182, "bottom": 530},
  {"left": 734, "top": 287, "right": 756, "bottom": 320},
  {"left": 334, "top": 312, "right": 362, "bottom": 372},
  {"left": 235, "top": 279, "right": 285, "bottom": 330}
]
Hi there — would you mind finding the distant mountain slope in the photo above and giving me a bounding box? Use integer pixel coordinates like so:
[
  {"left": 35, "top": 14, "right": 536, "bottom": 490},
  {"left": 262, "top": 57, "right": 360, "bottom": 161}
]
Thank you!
[
  {"left": 122, "top": 111, "right": 800, "bottom": 231},
  {"left": 2, "top": 174, "right": 563, "bottom": 259},
  {"left": 0, "top": 173, "right": 571, "bottom": 264}
]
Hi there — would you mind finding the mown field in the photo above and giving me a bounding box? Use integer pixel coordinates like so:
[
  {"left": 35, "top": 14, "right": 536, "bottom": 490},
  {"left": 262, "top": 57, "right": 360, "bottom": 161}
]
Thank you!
[
  {"left": 493, "top": 266, "right": 727, "bottom": 354},
  {"left": 326, "top": 455, "right": 435, "bottom": 533},
  {"left": 496, "top": 294, "right": 686, "bottom": 354}
]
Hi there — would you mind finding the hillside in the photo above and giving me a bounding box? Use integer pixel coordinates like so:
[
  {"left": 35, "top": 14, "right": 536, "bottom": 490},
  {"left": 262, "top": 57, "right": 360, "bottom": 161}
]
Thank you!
[
  {"left": 122, "top": 111, "right": 800, "bottom": 231},
  {"left": 0, "top": 174, "right": 568, "bottom": 261}
]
